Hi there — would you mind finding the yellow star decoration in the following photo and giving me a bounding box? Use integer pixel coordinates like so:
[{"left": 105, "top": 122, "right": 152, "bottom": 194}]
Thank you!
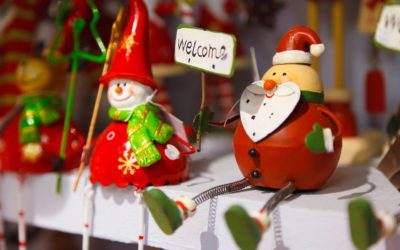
[
  {"left": 122, "top": 34, "right": 137, "bottom": 57},
  {"left": 118, "top": 151, "right": 140, "bottom": 175}
]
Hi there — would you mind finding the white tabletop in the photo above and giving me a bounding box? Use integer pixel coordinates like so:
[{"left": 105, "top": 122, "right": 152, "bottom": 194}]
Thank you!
[{"left": 0, "top": 134, "right": 399, "bottom": 250}]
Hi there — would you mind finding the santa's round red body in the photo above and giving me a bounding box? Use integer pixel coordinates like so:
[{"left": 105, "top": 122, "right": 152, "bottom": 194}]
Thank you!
[
  {"left": 0, "top": 115, "right": 84, "bottom": 174},
  {"left": 233, "top": 102, "right": 342, "bottom": 190},
  {"left": 90, "top": 122, "right": 189, "bottom": 189}
]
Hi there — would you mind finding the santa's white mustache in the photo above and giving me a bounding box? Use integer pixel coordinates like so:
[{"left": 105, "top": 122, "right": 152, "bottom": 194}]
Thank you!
[{"left": 245, "top": 80, "right": 298, "bottom": 97}]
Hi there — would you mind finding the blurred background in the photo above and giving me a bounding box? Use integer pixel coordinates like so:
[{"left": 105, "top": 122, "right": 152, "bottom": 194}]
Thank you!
[{"left": 1, "top": 0, "right": 399, "bottom": 249}]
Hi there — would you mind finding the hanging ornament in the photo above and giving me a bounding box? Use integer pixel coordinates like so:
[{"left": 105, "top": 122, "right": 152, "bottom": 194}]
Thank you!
[
  {"left": 144, "top": 26, "right": 342, "bottom": 250},
  {"left": 364, "top": 47, "right": 386, "bottom": 129}
]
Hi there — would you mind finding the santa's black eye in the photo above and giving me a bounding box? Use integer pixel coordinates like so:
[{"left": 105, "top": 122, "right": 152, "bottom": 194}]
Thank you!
[
  {"left": 282, "top": 73, "right": 287, "bottom": 76},
  {"left": 272, "top": 72, "right": 276, "bottom": 76}
]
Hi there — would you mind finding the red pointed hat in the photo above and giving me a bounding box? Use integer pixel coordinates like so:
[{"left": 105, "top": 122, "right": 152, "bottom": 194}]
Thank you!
[
  {"left": 272, "top": 26, "right": 325, "bottom": 65},
  {"left": 100, "top": 0, "right": 156, "bottom": 89}
]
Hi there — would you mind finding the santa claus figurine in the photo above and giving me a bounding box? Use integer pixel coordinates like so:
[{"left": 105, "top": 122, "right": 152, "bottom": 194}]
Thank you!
[
  {"left": 89, "top": 0, "right": 194, "bottom": 189},
  {"left": 143, "top": 26, "right": 342, "bottom": 249}
]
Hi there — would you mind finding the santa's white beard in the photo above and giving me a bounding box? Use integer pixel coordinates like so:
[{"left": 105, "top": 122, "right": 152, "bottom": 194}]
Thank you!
[{"left": 239, "top": 81, "right": 301, "bottom": 142}]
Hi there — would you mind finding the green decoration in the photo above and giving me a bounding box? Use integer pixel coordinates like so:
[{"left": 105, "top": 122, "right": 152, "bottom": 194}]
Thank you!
[
  {"left": 47, "top": 0, "right": 107, "bottom": 193},
  {"left": 348, "top": 198, "right": 381, "bottom": 250},
  {"left": 305, "top": 123, "right": 326, "bottom": 154},
  {"left": 109, "top": 103, "right": 174, "bottom": 167},
  {"left": 19, "top": 94, "right": 62, "bottom": 144},
  {"left": 143, "top": 189, "right": 183, "bottom": 235},
  {"left": 193, "top": 106, "right": 214, "bottom": 150},
  {"left": 225, "top": 205, "right": 262, "bottom": 250}
]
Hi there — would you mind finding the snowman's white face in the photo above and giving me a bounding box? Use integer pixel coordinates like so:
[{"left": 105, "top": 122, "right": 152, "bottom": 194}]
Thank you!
[{"left": 107, "top": 79, "right": 152, "bottom": 109}]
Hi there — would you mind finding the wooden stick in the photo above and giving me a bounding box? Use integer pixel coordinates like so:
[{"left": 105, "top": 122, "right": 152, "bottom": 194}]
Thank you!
[
  {"left": 72, "top": 84, "right": 104, "bottom": 191},
  {"left": 72, "top": 8, "right": 125, "bottom": 191},
  {"left": 196, "top": 73, "right": 207, "bottom": 151},
  {"left": 332, "top": 0, "right": 345, "bottom": 90},
  {"left": 307, "top": 0, "right": 320, "bottom": 72},
  {"left": 250, "top": 47, "right": 260, "bottom": 81}
]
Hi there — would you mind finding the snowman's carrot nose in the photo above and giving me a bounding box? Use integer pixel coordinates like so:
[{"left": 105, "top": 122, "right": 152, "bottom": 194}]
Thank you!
[
  {"left": 263, "top": 80, "right": 277, "bottom": 92},
  {"left": 115, "top": 86, "right": 123, "bottom": 95}
]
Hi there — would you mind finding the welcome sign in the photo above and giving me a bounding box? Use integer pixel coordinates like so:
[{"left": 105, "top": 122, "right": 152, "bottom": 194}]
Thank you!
[
  {"left": 375, "top": 4, "right": 400, "bottom": 52},
  {"left": 175, "top": 26, "right": 237, "bottom": 77}
]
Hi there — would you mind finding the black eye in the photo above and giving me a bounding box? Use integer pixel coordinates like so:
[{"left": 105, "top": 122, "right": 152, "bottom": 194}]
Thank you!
[
  {"left": 272, "top": 72, "right": 276, "bottom": 76},
  {"left": 123, "top": 83, "right": 127, "bottom": 87},
  {"left": 282, "top": 73, "right": 287, "bottom": 76},
  {"left": 117, "top": 83, "right": 120, "bottom": 87}
]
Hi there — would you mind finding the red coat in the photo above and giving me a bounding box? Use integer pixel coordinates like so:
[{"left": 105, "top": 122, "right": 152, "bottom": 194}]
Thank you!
[
  {"left": 0, "top": 114, "right": 84, "bottom": 174},
  {"left": 233, "top": 101, "right": 342, "bottom": 190},
  {"left": 89, "top": 122, "right": 195, "bottom": 189}
]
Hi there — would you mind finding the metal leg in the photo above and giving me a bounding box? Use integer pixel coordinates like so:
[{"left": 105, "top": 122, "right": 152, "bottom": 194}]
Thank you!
[
  {"left": 17, "top": 176, "right": 26, "bottom": 250},
  {"left": 262, "top": 182, "right": 295, "bottom": 214},
  {"left": 0, "top": 175, "right": 6, "bottom": 250},
  {"left": 136, "top": 190, "right": 146, "bottom": 250},
  {"left": 82, "top": 181, "right": 95, "bottom": 250}
]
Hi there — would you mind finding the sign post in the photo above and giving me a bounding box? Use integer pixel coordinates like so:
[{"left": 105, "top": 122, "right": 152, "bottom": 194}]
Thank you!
[{"left": 174, "top": 26, "right": 237, "bottom": 150}]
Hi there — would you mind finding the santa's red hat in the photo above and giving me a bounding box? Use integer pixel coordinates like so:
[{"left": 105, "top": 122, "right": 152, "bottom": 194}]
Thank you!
[
  {"left": 272, "top": 26, "right": 325, "bottom": 65},
  {"left": 100, "top": 0, "right": 156, "bottom": 89}
]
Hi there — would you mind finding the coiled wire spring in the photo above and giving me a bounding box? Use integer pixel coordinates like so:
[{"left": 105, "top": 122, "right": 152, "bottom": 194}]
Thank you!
[{"left": 192, "top": 178, "right": 251, "bottom": 205}]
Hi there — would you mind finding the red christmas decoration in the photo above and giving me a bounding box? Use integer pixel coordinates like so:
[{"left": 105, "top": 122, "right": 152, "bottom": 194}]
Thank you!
[{"left": 0, "top": 115, "right": 84, "bottom": 174}]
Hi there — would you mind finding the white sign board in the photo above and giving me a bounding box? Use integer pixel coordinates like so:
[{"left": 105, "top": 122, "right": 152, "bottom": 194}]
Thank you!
[
  {"left": 375, "top": 5, "right": 400, "bottom": 52},
  {"left": 175, "top": 26, "right": 236, "bottom": 77}
]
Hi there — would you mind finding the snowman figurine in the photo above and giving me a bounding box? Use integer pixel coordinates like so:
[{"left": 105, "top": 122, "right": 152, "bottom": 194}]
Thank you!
[
  {"left": 89, "top": 0, "right": 194, "bottom": 189},
  {"left": 143, "top": 26, "right": 342, "bottom": 249},
  {"left": 0, "top": 56, "right": 84, "bottom": 172}
]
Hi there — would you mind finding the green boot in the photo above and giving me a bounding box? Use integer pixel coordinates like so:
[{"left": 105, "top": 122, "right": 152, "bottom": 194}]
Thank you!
[
  {"left": 225, "top": 205, "right": 263, "bottom": 250},
  {"left": 348, "top": 198, "right": 380, "bottom": 250},
  {"left": 144, "top": 189, "right": 198, "bottom": 235}
]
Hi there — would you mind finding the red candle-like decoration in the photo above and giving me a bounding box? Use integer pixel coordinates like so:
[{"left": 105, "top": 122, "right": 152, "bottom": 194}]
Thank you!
[{"left": 365, "top": 68, "right": 386, "bottom": 114}]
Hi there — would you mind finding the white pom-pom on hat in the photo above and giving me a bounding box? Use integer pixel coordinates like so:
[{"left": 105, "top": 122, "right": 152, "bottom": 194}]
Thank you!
[{"left": 310, "top": 43, "right": 325, "bottom": 57}]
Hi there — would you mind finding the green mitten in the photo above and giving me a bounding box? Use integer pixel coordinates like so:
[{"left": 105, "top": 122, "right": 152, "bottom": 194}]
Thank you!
[
  {"left": 225, "top": 205, "right": 262, "bottom": 250},
  {"left": 348, "top": 198, "right": 380, "bottom": 250},
  {"left": 143, "top": 189, "right": 183, "bottom": 235},
  {"left": 305, "top": 123, "right": 330, "bottom": 154}
]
